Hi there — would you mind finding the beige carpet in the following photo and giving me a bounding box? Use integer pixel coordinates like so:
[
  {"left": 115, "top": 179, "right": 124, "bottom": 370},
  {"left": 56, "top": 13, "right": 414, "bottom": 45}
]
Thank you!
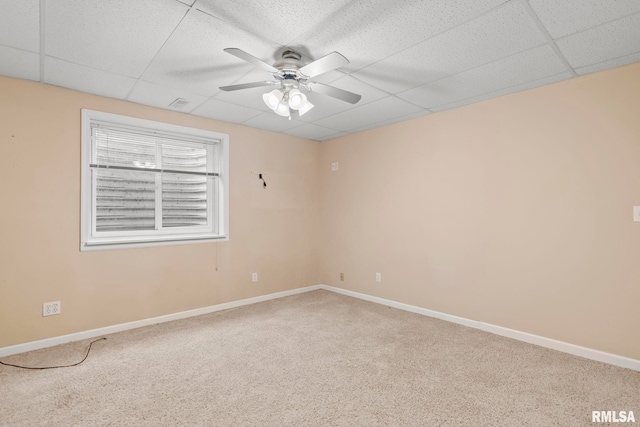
[{"left": 1, "top": 290, "right": 638, "bottom": 426}]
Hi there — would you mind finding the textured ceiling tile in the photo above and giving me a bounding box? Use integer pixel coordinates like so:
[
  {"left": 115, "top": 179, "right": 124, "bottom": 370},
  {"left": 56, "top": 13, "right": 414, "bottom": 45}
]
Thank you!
[
  {"left": 315, "top": 96, "right": 423, "bottom": 132},
  {"left": 194, "top": 0, "right": 351, "bottom": 46},
  {"left": 430, "top": 71, "right": 574, "bottom": 112},
  {"left": 528, "top": 0, "right": 640, "bottom": 39},
  {"left": 350, "top": 110, "right": 431, "bottom": 134},
  {"left": 0, "top": 45, "right": 39, "bottom": 81},
  {"left": 215, "top": 85, "right": 274, "bottom": 112},
  {"left": 323, "top": 76, "right": 389, "bottom": 103},
  {"left": 291, "top": 0, "right": 506, "bottom": 71},
  {"left": 0, "top": 0, "right": 39, "bottom": 52},
  {"left": 192, "top": 98, "right": 263, "bottom": 123},
  {"left": 284, "top": 123, "right": 341, "bottom": 141},
  {"left": 556, "top": 13, "right": 640, "bottom": 69},
  {"left": 353, "top": 1, "right": 547, "bottom": 93},
  {"left": 127, "top": 81, "right": 208, "bottom": 113},
  {"left": 575, "top": 52, "right": 640, "bottom": 76},
  {"left": 143, "top": 10, "right": 279, "bottom": 97},
  {"left": 44, "top": 57, "right": 136, "bottom": 99},
  {"left": 397, "top": 44, "right": 568, "bottom": 109},
  {"left": 45, "top": 0, "right": 188, "bottom": 78},
  {"left": 317, "top": 131, "right": 348, "bottom": 142},
  {"left": 290, "top": 92, "right": 359, "bottom": 123},
  {"left": 242, "top": 112, "right": 304, "bottom": 133}
]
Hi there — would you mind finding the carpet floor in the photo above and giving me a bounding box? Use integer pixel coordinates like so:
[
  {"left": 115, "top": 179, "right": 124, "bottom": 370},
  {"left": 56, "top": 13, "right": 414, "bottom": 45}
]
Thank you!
[{"left": 1, "top": 290, "right": 638, "bottom": 426}]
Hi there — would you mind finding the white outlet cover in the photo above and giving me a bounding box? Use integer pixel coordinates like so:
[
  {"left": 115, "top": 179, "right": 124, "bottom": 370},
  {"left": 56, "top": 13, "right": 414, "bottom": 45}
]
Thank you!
[
  {"left": 375, "top": 272, "right": 382, "bottom": 282},
  {"left": 331, "top": 161, "right": 339, "bottom": 171},
  {"left": 634, "top": 206, "right": 640, "bottom": 222},
  {"left": 43, "top": 301, "right": 61, "bottom": 316},
  {"left": 251, "top": 273, "right": 258, "bottom": 282}
]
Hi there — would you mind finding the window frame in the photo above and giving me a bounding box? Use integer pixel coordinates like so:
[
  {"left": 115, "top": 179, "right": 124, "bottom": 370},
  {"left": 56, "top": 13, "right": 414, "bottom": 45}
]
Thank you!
[{"left": 80, "top": 109, "right": 229, "bottom": 251}]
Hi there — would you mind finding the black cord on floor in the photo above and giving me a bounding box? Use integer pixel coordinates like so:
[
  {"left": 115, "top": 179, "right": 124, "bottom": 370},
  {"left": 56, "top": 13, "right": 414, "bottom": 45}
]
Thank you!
[{"left": 0, "top": 337, "right": 106, "bottom": 370}]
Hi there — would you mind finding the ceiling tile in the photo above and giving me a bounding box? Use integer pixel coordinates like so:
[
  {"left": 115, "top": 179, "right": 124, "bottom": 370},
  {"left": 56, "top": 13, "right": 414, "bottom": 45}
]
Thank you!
[
  {"left": 317, "top": 131, "right": 348, "bottom": 142},
  {"left": 294, "top": 75, "right": 389, "bottom": 123},
  {"left": 284, "top": 123, "right": 341, "bottom": 141},
  {"left": 0, "top": 0, "right": 39, "bottom": 52},
  {"left": 291, "top": 92, "right": 360, "bottom": 123},
  {"left": 315, "top": 96, "right": 423, "bottom": 132},
  {"left": 575, "top": 52, "right": 640, "bottom": 76},
  {"left": 215, "top": 87, "right": 273, "bottom": 112},
  {"left": 176, "top": 0, "right": 196, "bottom": 5},
  {"left": 44, "top": 57, "right": 136, "bottom": 99},
  {"left": 194, "top": 0, "right": 351, "bottom": 46},
  {"left": 143, "top": 9, "right": 279, "bottom": 97},
  {"left": 350, "top": 110, "right": 431, "bottom": 134},
  {"left": 0, "top": 46, "right": 39, "bottom": 81},
  {"left": 323, "top": 76, "right": 389, "bottom": 103},
  {"left": 353, "top": 1, "right": 547, "bottom": 93},
  {"left": 291, "top": 0, "right": 506, "bottom": 71},
  {"left": 397, "top": 44, "right": 569, "bottom": 109},
  {"left": 45, "top": 0, "right": 188, "bottom": 78},
  {"left": 528, "top": 0, "right": 640, "bottom": 39},
  {"left": 242, "top": 112, "right": 304, "bottom": 133},
  {"left": 192, "top": 98, "right": 263, "bottom": 123},
  {"left": 430, "top": 71, "right": 574, "bottom": 112},
  {"left": 127, "top": 81, "right": 209, "bottom": 113},
  {"left": 556, "top": 13, "right": 640, "bottom": 69}
]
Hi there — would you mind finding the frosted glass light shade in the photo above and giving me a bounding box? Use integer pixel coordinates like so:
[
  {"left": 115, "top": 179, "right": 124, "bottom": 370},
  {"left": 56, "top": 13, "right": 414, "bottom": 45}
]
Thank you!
[
  {"left": 288, "top": 89, "right": 307, "bottom": 110},
  {"left": 263, "top": 89, "right": 283, "bottom": 110},
  {"left": 273, "top": 101, "right": 290, "bottom": 117}
]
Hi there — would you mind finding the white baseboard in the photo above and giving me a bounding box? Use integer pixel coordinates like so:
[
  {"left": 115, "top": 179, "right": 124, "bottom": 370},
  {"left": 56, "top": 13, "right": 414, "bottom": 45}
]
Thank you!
[
  {"left": 320, "top": 285, "right": 640, "bottom": 372},
  {"left": 0, "top": 285, "right": 322, "bottom": 358},
  {"left": 2, "top": 284, "right": 638, "bottom": 372}
]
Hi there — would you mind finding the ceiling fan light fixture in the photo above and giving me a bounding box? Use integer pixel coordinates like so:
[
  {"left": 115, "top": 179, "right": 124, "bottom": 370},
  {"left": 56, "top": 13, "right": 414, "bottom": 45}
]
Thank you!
[
  {"left": 263, "top": 89, "right": 283, "bottom": 110},
  {"left": 298, "top": 101, "right": 314, "bottom": 116},
  {"left": 288, "top": 89, "right": 307, "bottom": 110}
]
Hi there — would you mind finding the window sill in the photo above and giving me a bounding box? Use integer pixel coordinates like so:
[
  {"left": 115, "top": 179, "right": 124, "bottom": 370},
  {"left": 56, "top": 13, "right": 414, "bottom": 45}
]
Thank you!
[{"left": 80, "top": 235, "right": 228, "bottom": 252}]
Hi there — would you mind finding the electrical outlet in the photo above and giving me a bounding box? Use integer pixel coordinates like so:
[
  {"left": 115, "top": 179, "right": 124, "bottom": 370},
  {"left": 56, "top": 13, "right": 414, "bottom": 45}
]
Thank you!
[
  {"left": 43, "top": 301, "right": 61, "bottom": 316},
  {"left": 331, "top": 161, "right": 339, "bottom": 171},
  {"left": 375, "top": 272, "right": 382, "bottom": 283},
  {"left": 634, "top": 206, "right": 640, "bottom": 222},
  {"left": 252, "top": 272, "right": 258, "bottom": 282},
  {"left": 340, "top": 272, "right": 344, "bottom": 281}
]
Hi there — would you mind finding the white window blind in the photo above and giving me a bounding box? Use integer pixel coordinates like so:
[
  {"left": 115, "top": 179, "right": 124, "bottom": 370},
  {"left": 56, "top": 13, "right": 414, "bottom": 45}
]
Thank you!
[{"left": 81, "top": 110, "right": 229, "bottom": 250}]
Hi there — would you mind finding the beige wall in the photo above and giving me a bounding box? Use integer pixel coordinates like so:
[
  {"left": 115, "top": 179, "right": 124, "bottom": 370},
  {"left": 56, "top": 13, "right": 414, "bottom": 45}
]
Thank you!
[
  {"left": 2, "top": 63, "right": 639, "bottom": 361},
  {"left": 0, "top": 77, "right": 320, "bottom": 347},
  {"left": 319, "top": 63, "right": 640, "bottom": 360}
]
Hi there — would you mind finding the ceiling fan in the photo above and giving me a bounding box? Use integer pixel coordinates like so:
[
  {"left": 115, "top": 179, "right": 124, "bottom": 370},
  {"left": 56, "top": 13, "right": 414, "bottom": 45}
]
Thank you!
[{"left": 219, "top": 48, "right": 362, "bottom": 119}]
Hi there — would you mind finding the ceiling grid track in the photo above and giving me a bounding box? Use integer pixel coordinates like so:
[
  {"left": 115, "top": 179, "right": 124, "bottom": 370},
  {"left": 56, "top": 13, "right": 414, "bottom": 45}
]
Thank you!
[
  {"left": 519, "top": 0, "right": 577, "bottom": 76},
  {"left": 343, "top": 0, "right": 514, "bottom": 76},
  {"left": 39, "top": 0, "right": 46, "bottom": 83},
  {"left": 124, "top": 3, "right": 197, "bottom": 101}
]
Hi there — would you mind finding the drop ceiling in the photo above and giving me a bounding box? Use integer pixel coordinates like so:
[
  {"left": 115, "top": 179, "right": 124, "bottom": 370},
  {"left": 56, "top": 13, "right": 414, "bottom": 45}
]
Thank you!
[{"left": 1, "top": 0, "right": 639, "bottom": 141}]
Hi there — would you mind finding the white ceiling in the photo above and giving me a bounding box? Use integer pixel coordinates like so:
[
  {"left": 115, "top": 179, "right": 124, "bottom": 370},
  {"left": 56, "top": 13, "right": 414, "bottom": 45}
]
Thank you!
[{"left": 1, "top": 0, "right": 639, "bottom": 141}]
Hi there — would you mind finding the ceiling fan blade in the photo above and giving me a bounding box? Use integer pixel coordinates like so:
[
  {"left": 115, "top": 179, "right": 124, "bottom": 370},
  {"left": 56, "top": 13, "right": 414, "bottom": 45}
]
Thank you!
[
  {"left": 223, "top": 48, "right": 278, "bottom": 73},
  {"left": 311, "top": 83, "right": 362, "bottom": 104},
  {"left": 219, "top": 81, "right": 274, "bottom": 91},
  {"left": 299, "top": 51, "right": 349, "bottom": 78}
]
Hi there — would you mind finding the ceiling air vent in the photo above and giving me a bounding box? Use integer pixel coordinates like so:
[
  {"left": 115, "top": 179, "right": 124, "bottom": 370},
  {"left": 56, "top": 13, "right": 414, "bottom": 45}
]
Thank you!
[{"left": 168, "top": 98, "right": 191, "bottom": 110}]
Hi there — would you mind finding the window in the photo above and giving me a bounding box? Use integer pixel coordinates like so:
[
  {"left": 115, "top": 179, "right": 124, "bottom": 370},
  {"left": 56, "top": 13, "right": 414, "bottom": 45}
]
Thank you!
[{"left": 81, "top": 109, "right": 229, "bottom": 251}]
